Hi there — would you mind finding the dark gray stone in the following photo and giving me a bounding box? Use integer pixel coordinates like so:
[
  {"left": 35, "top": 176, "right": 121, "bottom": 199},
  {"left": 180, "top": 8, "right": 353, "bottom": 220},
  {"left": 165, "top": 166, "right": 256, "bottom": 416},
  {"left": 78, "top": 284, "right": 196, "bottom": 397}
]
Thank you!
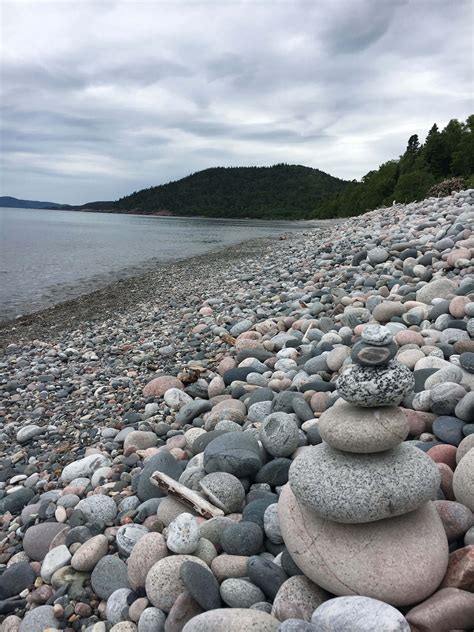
[
  {"left": 223, "top": 367, "right": 256, "bottom": 386},
  {"left": 247, "top": 555, "right": 288, "bottom": 600},
  {"left": 176, "top": 400, "right": 212, "bottom": 426},
  {"left": 137, "top": 452, "right": 182, "bottom": 501},
  {"left": 90, "top": 555, "right": 130, "bottom": 600},
  {"left": 180, "top": 560, "right": 221, "bottom": 611},
  {"left": 460, "top": 352, "right": 474, "bottom": 373},
  {"left": 220, "top": 521, "right": 264, "bottom": 556},
  {"left": 255, "top": 458, "right": 291, "bottom": 487},
  {"left": 0, "top": 488, "right": 34, "bottom": 515},
  {"left": 242, "top": 498, "right": 278, "bottom": 528},
  {"left": 0, "top": 562, "right": 36, "bottom": 599},
  {"left": 203, "top": 432, "right": 262, "bottom": 477}
]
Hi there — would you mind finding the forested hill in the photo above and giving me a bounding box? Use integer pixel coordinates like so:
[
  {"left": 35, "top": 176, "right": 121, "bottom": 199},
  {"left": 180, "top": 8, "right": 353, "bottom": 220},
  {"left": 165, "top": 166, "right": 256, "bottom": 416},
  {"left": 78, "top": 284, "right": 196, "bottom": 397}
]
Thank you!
[
  {"left": 113, "top": 164, "right": 349, "bottom": 219},
  {"left": 314, "top": 115, "right": 474, "bottom": 219}
]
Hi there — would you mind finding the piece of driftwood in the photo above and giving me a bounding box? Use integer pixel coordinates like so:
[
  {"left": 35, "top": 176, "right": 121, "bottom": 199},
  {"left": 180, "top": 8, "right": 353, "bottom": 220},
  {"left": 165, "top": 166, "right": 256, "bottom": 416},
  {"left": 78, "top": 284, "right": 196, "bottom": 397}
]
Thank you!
[
  {"left": 221, "top": 332, "right": 236, "bottom": 346},
  {"left": 150, "top": 471, "right": 224, "bottom": 518}
]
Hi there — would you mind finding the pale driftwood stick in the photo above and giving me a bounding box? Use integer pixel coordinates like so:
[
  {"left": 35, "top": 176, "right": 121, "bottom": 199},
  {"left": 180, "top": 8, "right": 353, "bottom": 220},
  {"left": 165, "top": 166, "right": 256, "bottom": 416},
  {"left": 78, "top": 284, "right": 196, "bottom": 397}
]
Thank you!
[{"left": 150, "top": 471, "right": 224, "bottom": 519}]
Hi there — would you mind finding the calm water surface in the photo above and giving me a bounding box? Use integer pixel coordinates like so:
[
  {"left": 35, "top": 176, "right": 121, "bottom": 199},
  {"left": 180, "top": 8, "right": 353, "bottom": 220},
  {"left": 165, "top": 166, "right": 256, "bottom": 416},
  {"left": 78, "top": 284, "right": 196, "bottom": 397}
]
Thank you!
[{"left": 0, "top": 208, "right": 315, "bottom": 321}]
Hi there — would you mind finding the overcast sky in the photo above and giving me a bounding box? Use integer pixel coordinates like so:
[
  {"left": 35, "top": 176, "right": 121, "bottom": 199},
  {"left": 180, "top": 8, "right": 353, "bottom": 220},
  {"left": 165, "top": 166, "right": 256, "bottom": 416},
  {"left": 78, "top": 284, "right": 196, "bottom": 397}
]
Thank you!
[{"left": 1, "top": 0, "right": 472, "bottom": 204}]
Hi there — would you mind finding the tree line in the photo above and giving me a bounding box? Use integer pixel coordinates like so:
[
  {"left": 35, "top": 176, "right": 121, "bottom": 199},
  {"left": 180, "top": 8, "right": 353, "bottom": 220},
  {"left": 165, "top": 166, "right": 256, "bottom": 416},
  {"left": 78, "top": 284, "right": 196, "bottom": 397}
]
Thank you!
[{"left": 313, "top": 115, "right": 474, "bottom": 219}]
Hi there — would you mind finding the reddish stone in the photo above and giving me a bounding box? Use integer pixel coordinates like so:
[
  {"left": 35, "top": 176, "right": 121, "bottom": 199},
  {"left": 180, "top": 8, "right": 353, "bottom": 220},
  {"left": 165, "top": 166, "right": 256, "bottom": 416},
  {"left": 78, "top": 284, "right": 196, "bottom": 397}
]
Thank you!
[
  {"left": 440, "top": 545, "right": 474, "bottom": 591},
  {"left": 400, "top": 408, "right": 435, "bottom": 436},
  {"left": 449, "top": 296, "right": 471, "bottom": 319},
  {"left": 165, "top": 591, "right": 203, "bottom": 632},
  {"left": 406, "top": 587, "right": 474, "bottom": 631},
  {"left": 217, "top": 357, "right": 237, "bottom": 376},
  {"left": 454, "top": 338, "right": 474, "bottom": 354},
  {"left": 427, "top": 444, "right": 458, "bottom": 471},
  {"left": 447, "top": 248, "right": 472, "bottom": 267},
  {"left": 143, "top": 376, "right": 184, "bottom": 398},
  {"left": 434, "top": 500, "right": 473, "bottom": 541},
  {"left": 199, "top": 306, "right": 213, "bottom": 316},
  {"left": 234, "top": 338, "right": 266, "bottom": 353},
  {"left": 310, "top": 392, "right": 330, "bottom": 413},
  {"left": 437, "top": 463, "right": 455, "bottom": 501},
  {"left": 236, "top": 331, "right": 260, "bottom": 341},
  {"left": 211, "top": 399, "right": 246, "bottom": 415},
  {"left": 395, "top": 330, "right": 425, "bottom": 347}
]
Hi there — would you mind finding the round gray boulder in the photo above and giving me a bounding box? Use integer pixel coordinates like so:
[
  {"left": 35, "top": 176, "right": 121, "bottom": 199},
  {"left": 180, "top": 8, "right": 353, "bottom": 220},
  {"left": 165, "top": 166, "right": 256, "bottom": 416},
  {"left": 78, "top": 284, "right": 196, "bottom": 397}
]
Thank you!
[{"left": 289, "top": 442, "right": 440, "bottom": 523}]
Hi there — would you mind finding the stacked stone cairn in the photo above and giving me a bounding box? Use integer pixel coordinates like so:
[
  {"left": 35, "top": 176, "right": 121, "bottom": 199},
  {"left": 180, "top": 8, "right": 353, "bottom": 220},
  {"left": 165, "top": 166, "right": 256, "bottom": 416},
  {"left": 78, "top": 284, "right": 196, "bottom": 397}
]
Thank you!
[{"left": 279, "top": 323, "right": 450, "bottom": 607}]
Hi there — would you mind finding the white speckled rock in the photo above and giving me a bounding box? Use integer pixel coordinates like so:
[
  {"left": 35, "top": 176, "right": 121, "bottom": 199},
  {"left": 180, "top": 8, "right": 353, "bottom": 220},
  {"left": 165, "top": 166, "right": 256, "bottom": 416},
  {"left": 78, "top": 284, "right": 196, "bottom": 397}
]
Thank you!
[
  {"left": 289, "top": 443, "right": 440, "bottom": 523},
  {"left": 336, "top": 362, "right": 415, "bottom": 407},
  {"left": 199, "top": 472, "right": 245, "bottom": 513},
  {"left": 145, "top": 555, "right": 208, "bottom": 612},
  {"left": 76, "top": 494, "right": 117, "bottom": 524},
  {"left": 167, "top": 513, "right": 201, "bottom": 554},
  {"left": 278, "top": 485, "right": 448, "bottom": 606},
  {"left": 260, "top": 412, "right": 299, "bottom": 457},
  {"left": 137, "top": 607, "right": 166, "bottom": 632},
  {"left": 367, "top": 247, "right": 389, "bottom": 264},
  {"left": 311, "top": 596, "right": 410, "bottom": 631},
  {"left": 220, "top": 578, "right": 266, "bottom": 608},
  {"left": 318, "top": 399, "right": 409, "bottom": 453}
]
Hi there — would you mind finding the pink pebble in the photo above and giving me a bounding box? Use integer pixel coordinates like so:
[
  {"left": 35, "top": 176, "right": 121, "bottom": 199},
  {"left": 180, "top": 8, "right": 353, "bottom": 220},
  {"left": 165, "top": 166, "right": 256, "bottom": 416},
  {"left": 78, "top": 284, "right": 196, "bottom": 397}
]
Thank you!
[{"left": 427, "top": 444, "right": 458, "bottom": 471}]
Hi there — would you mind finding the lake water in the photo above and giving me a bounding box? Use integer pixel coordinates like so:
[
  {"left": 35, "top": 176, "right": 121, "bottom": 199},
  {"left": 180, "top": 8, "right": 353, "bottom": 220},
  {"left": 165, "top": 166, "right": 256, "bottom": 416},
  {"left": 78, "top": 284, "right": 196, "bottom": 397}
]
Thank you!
[{"left": 0, "top": 208, "right": 316, "bottom": 321}]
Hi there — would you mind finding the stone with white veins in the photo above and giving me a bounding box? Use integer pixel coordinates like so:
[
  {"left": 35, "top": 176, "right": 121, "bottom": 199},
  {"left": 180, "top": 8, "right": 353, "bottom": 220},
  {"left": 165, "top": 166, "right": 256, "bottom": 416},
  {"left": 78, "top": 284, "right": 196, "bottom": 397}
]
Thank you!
[
  {"left": 360, "top": 324, "right": 393, "bottom": 346},
  {"left": 40, "top": 545, "right": 72, "bottom": 583},
  {"left": 61, "top": 454, "right": 111, "bottom": 483},
  {"left": 116, "top": 524, "right": 149, "bottom": 557}
]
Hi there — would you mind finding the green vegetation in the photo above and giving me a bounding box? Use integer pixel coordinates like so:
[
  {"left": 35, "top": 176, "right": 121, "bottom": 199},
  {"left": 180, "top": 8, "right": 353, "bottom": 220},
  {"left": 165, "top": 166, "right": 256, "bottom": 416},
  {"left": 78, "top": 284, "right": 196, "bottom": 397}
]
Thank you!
[
  {"left": 113, "top": 164, "right": 349, "bottom": 219},
  {"left": 315, "top": 115, "right": 474, "bottom": 219}
]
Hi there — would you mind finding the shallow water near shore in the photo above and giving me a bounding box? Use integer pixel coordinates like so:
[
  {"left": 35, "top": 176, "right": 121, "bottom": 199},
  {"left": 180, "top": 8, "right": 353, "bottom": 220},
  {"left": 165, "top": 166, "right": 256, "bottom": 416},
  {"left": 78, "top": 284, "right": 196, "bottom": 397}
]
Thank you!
[{"left": 0, "top": 207, "right": 317, "bottom": 321}]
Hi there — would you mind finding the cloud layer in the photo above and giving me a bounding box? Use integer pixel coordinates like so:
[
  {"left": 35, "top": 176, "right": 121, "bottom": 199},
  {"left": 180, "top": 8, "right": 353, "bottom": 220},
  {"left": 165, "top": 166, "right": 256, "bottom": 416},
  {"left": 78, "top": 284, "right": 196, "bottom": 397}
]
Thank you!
[{"left": 1, "top": 0, "right": 472, "bottom": 203}]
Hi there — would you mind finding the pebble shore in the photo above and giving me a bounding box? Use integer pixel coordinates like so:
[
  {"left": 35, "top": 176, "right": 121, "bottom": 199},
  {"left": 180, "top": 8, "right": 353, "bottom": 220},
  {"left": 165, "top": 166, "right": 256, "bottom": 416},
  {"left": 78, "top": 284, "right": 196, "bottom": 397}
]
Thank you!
[{"left": 1, "top": 191, "right": 474, "bottom": 632}]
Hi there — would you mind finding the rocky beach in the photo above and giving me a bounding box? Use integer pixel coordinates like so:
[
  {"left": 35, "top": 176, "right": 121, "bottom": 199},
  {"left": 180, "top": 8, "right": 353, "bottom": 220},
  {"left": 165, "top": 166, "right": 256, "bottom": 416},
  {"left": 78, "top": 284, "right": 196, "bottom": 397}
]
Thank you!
[{"left": 1, "top": 190, "right": 474, "bottom": 632}]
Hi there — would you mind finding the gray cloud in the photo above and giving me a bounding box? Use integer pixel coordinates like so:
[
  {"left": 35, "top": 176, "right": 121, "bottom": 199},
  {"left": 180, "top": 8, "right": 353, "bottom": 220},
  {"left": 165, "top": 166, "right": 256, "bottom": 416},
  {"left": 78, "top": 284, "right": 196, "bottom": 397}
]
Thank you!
[{"left": 0, "top": 0, "right": 472, "bottom": 204}]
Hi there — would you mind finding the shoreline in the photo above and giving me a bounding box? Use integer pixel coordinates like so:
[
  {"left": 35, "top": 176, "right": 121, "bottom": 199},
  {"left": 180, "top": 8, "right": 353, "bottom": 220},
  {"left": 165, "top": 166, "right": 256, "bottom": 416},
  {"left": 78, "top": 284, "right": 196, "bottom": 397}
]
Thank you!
[
  {"left": 0, "top": 224, "right": 335, "bottom": 350},
  {"left": 0, "top": 190, "right": 473, "bottom": 629}
]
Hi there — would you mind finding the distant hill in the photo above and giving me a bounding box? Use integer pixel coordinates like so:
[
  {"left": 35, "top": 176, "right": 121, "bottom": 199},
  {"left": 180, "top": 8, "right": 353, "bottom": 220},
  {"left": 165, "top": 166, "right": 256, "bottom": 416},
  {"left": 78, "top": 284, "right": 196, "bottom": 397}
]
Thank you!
[
  {"left": 0, "top": 196, "right": 69, "bottom": 209},
  {"left": 113, "top": 164, "right": 350, "bottom": 219}
]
